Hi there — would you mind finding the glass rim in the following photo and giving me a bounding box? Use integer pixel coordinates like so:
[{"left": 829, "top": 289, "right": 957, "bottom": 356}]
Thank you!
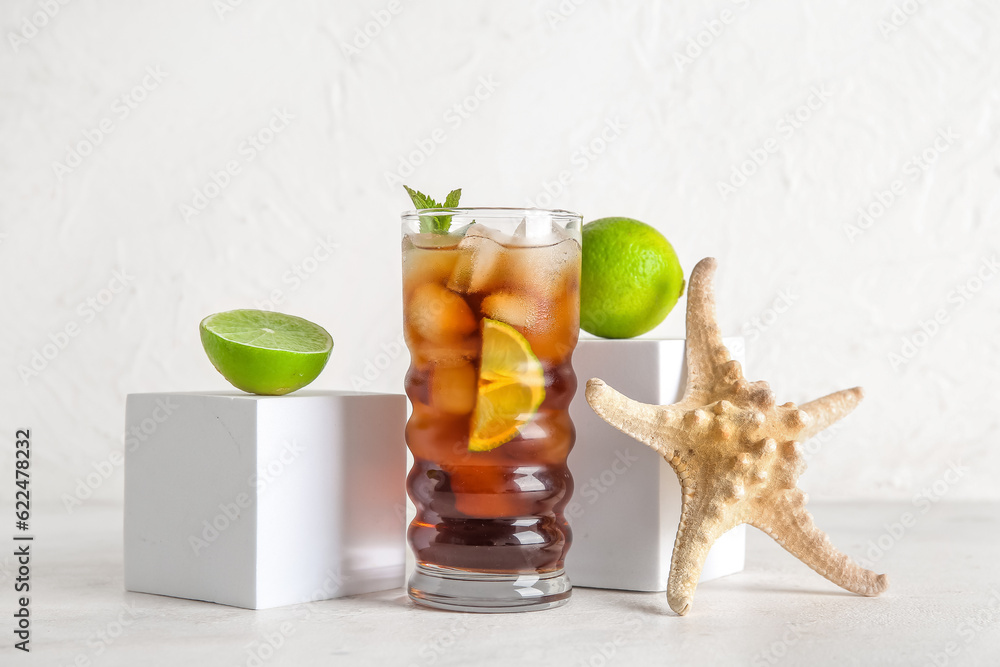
[{"left": 401, "top": 206, "right": 582, "bottom": 223}]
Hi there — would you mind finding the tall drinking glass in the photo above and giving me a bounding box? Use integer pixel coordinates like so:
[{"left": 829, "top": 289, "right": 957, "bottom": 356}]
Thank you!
[{"left": 401, "top": 208, "right": 582, "bottom": 612}]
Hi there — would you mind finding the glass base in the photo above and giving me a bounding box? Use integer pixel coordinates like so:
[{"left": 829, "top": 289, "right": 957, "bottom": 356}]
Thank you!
[{"left": 408, "top": 565, "right": 572, "bottom": 613}]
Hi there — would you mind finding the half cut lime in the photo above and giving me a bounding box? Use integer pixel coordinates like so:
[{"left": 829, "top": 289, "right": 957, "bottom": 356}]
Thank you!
[{"left": 200, "top": 309, "right": 333, "bottom": 396}]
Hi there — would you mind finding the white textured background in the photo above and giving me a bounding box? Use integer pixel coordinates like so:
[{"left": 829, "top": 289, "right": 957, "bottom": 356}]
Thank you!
[{"left": 2, "top": 0, "right": 998, "bottom": 511}]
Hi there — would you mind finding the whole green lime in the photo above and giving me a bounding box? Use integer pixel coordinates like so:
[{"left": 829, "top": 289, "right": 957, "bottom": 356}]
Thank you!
[
  {"left": 200, "top": 309, "right": 333, "bottom": 395},
  {"left": 580, "top": 218, "right": 685, "bottom": 339}
]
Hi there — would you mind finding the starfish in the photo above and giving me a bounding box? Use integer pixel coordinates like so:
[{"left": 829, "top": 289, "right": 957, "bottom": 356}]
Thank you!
[{"left": 585, "top": 257, "right": 889, "bottom": 615}]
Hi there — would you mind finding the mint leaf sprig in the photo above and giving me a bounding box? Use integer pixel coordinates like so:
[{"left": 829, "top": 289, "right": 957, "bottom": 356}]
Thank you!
[{"left": 404, "top": 185, "right": 462, "bottom": 234}]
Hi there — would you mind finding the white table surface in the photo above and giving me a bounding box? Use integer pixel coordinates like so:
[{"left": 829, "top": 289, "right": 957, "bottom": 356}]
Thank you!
[{"left": 5, "top": 501, "right": 998, "bottom": 666}]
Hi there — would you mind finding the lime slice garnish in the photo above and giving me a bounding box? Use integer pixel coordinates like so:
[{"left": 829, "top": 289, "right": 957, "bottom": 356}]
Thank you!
[
  {"left": 199, "top": 309, "right": 333, "bottom": 396},
  {"left": 468, "top": 318, "right": 546, "bottom": 452}
]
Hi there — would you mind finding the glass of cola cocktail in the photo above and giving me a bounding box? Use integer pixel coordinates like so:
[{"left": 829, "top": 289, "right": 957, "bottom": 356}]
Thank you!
[{"left": 401, "top": 208, "right": 582, "bottom": 612}]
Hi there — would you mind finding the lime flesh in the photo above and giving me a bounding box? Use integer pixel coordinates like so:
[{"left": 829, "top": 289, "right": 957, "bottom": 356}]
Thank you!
[
  {"left": 200, "top": 309, "right": 333, "bottom": 395},
  {"left": 468, "top": 318, "right": 546, "bottom": 452}
]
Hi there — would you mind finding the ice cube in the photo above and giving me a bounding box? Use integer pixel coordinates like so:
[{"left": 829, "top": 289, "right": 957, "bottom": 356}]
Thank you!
[
  {"left": 449, "top": 221, "right": 475, "bottom": 237},
  {"left": 447, "top": 224, "right": 508, "bottom": 294},
  {"left": 546, "top": 220, "right": 574, "bottom": 244},
  {"left": 407, "top": 283, "right": 477, "bottom": 343},
  {"left": 508, "top": 215, "right": 572, "bottom": 247},
  {"left": 430, "top": 361, "right": 477, "bottom": 415},
  {"left": 408, "top": 232, "right": 463, "bottom": 250},
  {"left": 523, "top": 306, "right": 578, "bottom": 364},
  {"left": 506, "top": 238, "right": 581, "bottom": 300},
  {"left": 512, "top": 218, "right": 527, "bottom": 239},
  {"left": 403, "top": 245, "right": 461, "bottom": 296},
  {"left": 409, "top": 335, "right": 479, "bottom": 369},
  {"left": 481, "top": 292, "right": 539, "bottom": 329},
  {"left": 465, "top": 223, "right": 507, "bottom": 243}
]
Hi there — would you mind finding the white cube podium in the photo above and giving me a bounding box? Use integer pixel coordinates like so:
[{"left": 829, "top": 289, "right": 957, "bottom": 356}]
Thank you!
[
  {"left": 566, "top": 339, "right": 747, "bottom": 591},
  {"left": 124, "top": 390, "right": 407, "bottom": 609}
]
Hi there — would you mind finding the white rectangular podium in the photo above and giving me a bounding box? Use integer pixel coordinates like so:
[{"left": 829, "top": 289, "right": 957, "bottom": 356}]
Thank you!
[
  {"left": 566, "top": 338, "right": 747, "bottom": 591},
  {"left": 124, "top": 390, "right": 407, "bottom": 609}
]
